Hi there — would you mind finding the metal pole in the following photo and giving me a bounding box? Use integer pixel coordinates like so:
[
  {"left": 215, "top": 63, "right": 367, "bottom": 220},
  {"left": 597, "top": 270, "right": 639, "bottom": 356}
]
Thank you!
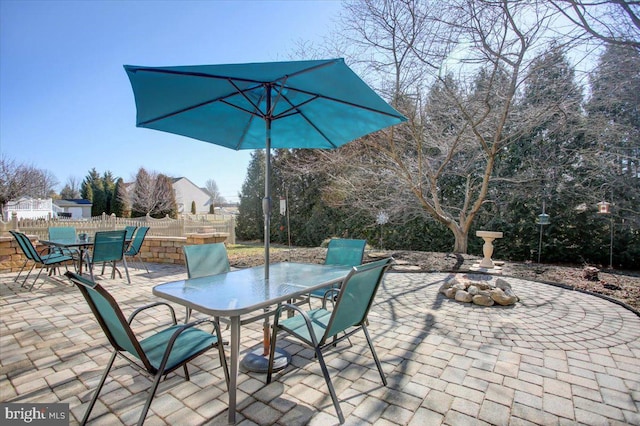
[
  {"left": 263, "top": 86, "right": 272, "bottom": 355},
  {"left": 263, "top": 88, "right": 271, "bottom": 280},
  {"left": 538, "top": 200, "right": 545, "bottom": 264},
  {"left": 609, "top": 216, "right": 613, "bottom": 269},
  {"left": 538, "top": 224, "right": 543, "bottom": 264}
]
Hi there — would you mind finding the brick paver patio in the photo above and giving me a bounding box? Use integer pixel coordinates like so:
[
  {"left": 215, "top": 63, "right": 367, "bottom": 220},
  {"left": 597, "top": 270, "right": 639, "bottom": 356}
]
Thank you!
[{"left": 1, "top": 263, "right": 639, "bottom": 425}]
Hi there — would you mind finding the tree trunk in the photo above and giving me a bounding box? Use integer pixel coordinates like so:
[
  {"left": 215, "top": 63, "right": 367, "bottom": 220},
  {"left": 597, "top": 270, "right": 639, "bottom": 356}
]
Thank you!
[{"left": 450, "top": 223, "right": 468, "bottom": 254}]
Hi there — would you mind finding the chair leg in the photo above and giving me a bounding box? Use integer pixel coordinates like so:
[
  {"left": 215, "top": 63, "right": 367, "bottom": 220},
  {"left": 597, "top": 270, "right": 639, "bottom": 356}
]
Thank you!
[
  {"left": 137, "top": 371, "right": 164, "bottom": 426},
  {"left": 266, "top": 324, "right": 279, "bottom": 384},
  {"left": 14, "top": 260, "right": 29, "bottom": 283},
  {"left": 133, "top": 254, "right": 149, "bottom": 273},
  {"left": 81, "top": 351, "right": 118, "bottom": 425},
  {"left": 88, "top": 261, "right": 95, "bottom": 282},
  {"left": 217, "top": 339, "right": 230, "bottom": 388},
  {"left": 315, "top": 347, "right": 345, "bottom": 424},
  {"left": 362, "top": 324, "right": 387, "bottom": 386},
  {"left": 122, "top": 257, "right": 131, "bottom": 284},
  {"left": 21, "top": 265, "right": 36, "bottom": 287},
  {"left": 183, "top": 364, "right": 190, "bottom": 381},
  {"left": 28, "top": 267, "right": 45, "bottom": 291}
]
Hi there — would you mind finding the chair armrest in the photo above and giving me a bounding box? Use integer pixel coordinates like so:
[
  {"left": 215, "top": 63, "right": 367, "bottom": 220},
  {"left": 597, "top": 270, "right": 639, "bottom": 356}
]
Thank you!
[
  {"left": 321, "top": 288, "right": 340, "bottom": 309},
  {"left": 128, "top": 301, "right": 177, "bottom": 325},
  {"left": 157, "top": 318, "right": 224, "bottom": 371},
  {"left": 274, "top": 302, "right": 307, "bottom": 318},
  {"left": 39, "top": 246, "right": 55, "bottom": 256},
  {"left": 274, "top": 303, "right": 321, "bottom": 346}
]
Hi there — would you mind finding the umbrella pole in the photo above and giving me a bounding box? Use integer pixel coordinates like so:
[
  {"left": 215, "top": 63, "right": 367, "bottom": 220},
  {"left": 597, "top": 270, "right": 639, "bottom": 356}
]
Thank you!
[
  {"left": 241, "top": 101, "right": 290, "bottom": 373},
  {"left": 263, "top": 117, "right": 272, "bottom": 355}
]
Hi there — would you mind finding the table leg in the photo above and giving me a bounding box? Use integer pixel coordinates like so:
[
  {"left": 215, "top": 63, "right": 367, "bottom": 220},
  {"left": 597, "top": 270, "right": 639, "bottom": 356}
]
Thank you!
[
  {"left": 228, "top": 316, "right": 240, "bottom": 424},
  {"left": 78, "top": 248, "right": 84, "bottom": 275}
]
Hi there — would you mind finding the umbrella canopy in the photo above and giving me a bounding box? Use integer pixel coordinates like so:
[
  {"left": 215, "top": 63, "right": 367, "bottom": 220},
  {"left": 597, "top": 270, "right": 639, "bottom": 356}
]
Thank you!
[
  {"left": 124, "top": 58, "right": 406, "bottom": 279},
  {"left": 125, "top": 58, "right": 406, "bottom": 363},
  {"left": 124, "top": 58, "right": 405, "bottom": 151}
]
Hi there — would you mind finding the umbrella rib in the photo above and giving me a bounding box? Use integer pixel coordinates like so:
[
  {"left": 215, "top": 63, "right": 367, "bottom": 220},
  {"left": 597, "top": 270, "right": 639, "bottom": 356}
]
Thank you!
[
  {"left": 279, "top": 86, "right": 406, "bottom": 121},
  {"left": 138, "top": 80, "right": 266, "bottom": 127},
  {"left": 129, "top": 67, "right": 270, "bottom": 85},
  {"left": 276, "top": 93, "right": 338, "bottom": 148}
]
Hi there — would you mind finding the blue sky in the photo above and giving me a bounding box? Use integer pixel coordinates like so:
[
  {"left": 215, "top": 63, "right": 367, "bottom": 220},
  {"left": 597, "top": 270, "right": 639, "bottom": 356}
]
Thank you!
[{"left": 0, "top": 0, "right": 343, "bottom": 203}]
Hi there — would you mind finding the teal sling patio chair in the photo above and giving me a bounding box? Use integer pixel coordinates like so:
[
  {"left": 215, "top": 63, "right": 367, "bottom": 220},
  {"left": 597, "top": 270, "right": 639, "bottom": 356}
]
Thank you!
[
  {"left": 124, "top": 225, "right": 138, "bottom": 241},
  {"left": 9, "top": 230, "right": 74, "bottom": 290},
  {"left": 267, "top": 257, "right": 393, "bottom": 424},
  {"left": 87, "top": 230, "right": 131, "bottom": 284},
  {"left": 125, "top": 226, "right": 149, "bottom": 273},
  {"left": 308, "top": 238, "right": 367, "bottom": 300},
  {"left": 183, "top": 243, "right": 230, "bottom": 321},
  {"left": 48, "top": 226, "right": 81, "bottom": 261},
  {"left": 48, "top": 226, "right": 76, "bottom": 240},
  {"left": 65, "top": 271, "right": 229, "bottom": 426}
]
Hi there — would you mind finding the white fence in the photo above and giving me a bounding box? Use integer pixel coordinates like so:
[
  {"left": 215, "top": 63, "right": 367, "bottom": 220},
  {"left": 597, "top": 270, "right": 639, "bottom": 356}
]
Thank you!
[
  {"left": 2, "top": 198, "right": 64, "bottom": 220},
  {"left": 0, "top": 212, "right": 236, "bottom": 244}
]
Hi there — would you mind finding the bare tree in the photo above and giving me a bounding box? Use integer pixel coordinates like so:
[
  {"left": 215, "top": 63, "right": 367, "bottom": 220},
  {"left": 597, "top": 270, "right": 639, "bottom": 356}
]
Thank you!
[
  {"left": 547, "top": 0, "right": 640, "bottom": 50},
  {"left": 60, "top": 176, "right": 82, "bottom": 199},
  {"left": 0, "top": 155, "right": 59, "bottom": 220},
  {"left": 324, "top": 0, "right": 564, "bottom": 253},
  {"left": 205, "top": 178, "right": 226, "bottom": 209},
  {"left": 129, "top": 168, "right": 178, "bottom": 218}
]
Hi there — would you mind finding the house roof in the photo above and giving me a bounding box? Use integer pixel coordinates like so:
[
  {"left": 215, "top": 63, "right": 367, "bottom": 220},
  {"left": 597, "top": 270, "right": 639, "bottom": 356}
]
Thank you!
[{"left": 53, "top": 199, "right": 92, "bottom": 207}]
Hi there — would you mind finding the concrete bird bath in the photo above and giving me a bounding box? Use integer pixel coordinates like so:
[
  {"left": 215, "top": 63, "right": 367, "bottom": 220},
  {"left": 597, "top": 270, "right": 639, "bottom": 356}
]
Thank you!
[{"left": 476, "top": 231, "right": 503, "bottom": 269}]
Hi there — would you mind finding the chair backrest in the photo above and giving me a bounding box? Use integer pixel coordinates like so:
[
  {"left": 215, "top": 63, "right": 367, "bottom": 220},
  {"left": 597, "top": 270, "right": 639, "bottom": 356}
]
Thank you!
[
  {"left": 183, "top": 243, "right": 230, "bottom": 279},
  {"left": 126, "top": 226, "right": 149, "bottom": 255},
  {"left": 92, "top": 230, "right": 127, "bottom": 263},
  {"left": 124, "top": 226, "right": 138, "bottom": 241},
  {"left": 10, "top": 230, "right": 39, "bottom": 262},
  {"left": 48, "top": 226, "right": 77, "bottom": 241},
  {"left": 325, "top": 238, "right": 367, "bottom": 267},
  {"left": 65, "top": 271, "right": 152, "bottom": 370},
  {"left": 322, "top": 257, "right": 392, "bottom": 344}
]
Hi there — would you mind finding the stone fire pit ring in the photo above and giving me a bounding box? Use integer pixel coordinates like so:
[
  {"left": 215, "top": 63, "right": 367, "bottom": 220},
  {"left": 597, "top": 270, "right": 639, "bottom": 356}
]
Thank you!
[{"left": 439, "top": 275, "right": 519, "bottom": 307}]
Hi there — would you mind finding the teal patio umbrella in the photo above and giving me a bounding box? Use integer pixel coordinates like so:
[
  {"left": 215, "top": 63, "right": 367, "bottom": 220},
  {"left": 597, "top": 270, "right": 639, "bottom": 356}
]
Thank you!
[{"left": 124, "top": 58, "right": 406, "bottom": 366}]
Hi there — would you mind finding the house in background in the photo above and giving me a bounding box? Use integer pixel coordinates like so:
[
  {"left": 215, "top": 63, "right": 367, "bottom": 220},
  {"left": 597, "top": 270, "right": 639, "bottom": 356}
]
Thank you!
[
  {"left": 53, "top": 199, "right": 93, "bottom": 219},
  {"left": 3, "top": 197, "right": 57, "bottom": 220},
  {"left": 2, "top": 197, "right": 92, "bottom": 220},
  {"left": 172, "top": 177, "right": 211, "bottom": 214}
]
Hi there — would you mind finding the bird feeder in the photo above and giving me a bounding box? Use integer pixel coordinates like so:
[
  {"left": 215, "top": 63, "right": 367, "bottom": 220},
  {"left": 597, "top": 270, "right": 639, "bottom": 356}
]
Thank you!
[
  {"left": 597, "top": 201, "right": 611, "bottom": 214},
  {"left": 537, "top": 213, "right": 550, "bottom": 225}
]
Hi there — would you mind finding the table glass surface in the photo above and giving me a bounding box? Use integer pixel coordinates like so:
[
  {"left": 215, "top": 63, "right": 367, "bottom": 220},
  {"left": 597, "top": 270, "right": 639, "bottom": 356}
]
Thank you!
[
  {"left": 153, "top": 262, "right": 353, "bottom": 317},
  {"left": 40, "top": 237, "right": 93, "bottom": 248}
]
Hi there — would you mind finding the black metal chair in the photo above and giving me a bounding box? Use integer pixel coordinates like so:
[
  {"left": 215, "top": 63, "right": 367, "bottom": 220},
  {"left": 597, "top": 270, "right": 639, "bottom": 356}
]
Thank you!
[
  {"left": 87, "top": 230, "right": 130, "bottom": 283},
  {"left": 267, "top": 257, "right": 393, "bottom": 423},
  {"left": 66, "top": 271, "right": 229, "bottom": 425},
  {"left": 9, "top": 230, "right": 74, "bottom": 290},
  {"left": 125, "top": 226, "right": 150, "bottom": 273}
]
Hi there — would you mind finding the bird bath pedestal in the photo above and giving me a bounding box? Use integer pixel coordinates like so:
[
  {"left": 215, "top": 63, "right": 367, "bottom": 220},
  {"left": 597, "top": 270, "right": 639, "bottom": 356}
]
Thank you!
[{"left": 476, "top": 231, "right": 503, "bottom": 269}]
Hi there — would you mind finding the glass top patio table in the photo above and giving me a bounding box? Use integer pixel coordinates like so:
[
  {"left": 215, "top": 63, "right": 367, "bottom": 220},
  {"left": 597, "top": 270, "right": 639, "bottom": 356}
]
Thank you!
[
  {"left": 40, "top": 236, "right": 131, "bottom": 275},
  {"left": 40, "top": 237, "right": 94, "bottom": 274},
  {"left": 152, "top": 262, "right": 353, "bottom": 424}
]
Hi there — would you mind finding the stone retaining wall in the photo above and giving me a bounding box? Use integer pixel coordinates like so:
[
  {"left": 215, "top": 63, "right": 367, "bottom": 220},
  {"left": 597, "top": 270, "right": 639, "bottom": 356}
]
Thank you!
[{"left": 0, "top": 233, "right": 227, "bottom": 273}]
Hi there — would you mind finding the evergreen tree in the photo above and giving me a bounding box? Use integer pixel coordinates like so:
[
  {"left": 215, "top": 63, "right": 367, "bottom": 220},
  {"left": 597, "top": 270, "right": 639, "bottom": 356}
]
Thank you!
[
  {"left": 493, "top": 45, "right": 585, "bottom": 262},
  {"left": 82, "top": 168, "right": 106, "bottom": 216},
  {"left": 80, "top": 180, "right": 93, "bottom": 212},
  {"left": 111, "top": 178, "right": 128, "bottom": 217},
  {"left": 236, "top": 150, "right": 265, "bottom": 240},
  {"left": 102, "top": 171, "right": 116, "bottom": 215},
  {"left": 585, "top": 44, "right": 640, "bottom": 267}
]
